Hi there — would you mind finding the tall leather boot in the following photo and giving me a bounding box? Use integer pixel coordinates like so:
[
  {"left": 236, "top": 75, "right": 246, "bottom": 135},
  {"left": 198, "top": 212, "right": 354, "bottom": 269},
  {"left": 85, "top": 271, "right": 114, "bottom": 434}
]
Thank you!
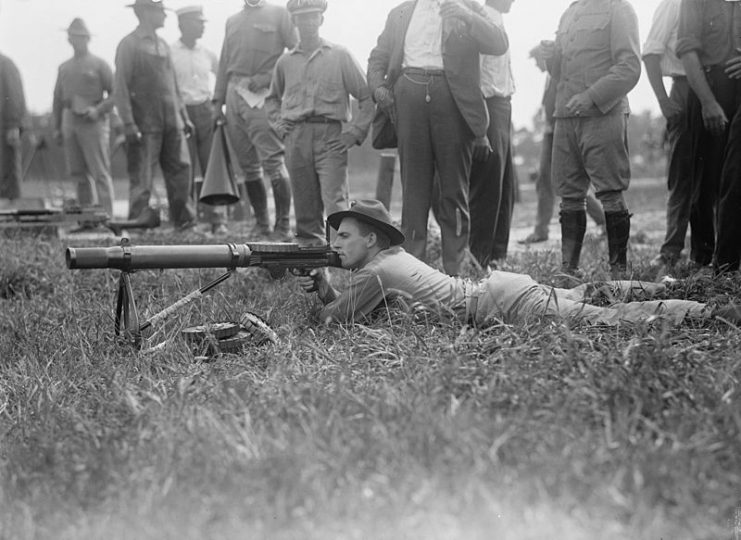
[
  {"left": 270, "top": 172, "right": 292, "bottom": 239},
  {"left": 560, "top": 210, "right": 587, "bottom": 274},
  {"left": 605, "top": 210, "right": 631, "bottom": 277},
  {"left": 245, "top": 180, "right": 270, "bottom": 237}
]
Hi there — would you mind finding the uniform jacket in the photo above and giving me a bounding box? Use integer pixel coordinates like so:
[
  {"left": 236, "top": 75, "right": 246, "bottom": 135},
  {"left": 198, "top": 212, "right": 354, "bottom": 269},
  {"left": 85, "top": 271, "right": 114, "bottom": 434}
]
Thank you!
[
  {"left": 551, "top": 0, "right": 641, "bottom": 118},
  {"left": 0, "top": 53, "right": 25, "bottom": 130},
  {"left": 367, "top": 0, "right": 509, "bottom": 138}
]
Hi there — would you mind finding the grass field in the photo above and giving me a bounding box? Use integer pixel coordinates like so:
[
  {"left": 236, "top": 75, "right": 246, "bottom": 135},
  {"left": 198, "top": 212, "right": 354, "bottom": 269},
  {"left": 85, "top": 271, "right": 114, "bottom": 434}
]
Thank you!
[{"left": 1, "top": 177, "right": 740, "bottom": 540}]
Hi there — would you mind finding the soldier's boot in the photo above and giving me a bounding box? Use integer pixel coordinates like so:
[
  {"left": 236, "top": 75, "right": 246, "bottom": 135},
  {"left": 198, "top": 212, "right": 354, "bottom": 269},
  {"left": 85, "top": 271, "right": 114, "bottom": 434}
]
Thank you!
[
  {"left": 245, "top": 181, "right": 271, "bottom": 238},
  {"left": 270, "top": 171, "right": 292, "bottom": 240},
  {"left": 231, "top": 183, "right": 252, "bottom": 222},
  {"left": 605, "top": 210, "right": 631, "bottom": 278},
  {"left": 560, "top": 209, "right": 587, "bottom": 275}
]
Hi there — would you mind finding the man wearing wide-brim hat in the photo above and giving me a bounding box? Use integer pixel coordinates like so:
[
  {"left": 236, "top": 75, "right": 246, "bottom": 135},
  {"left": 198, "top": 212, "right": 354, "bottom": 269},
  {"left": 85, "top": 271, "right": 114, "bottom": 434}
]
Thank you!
[
  {"left": 265, "top": 0, "right": 374, "bottom": 246},
  {"left": 52, "top": 17, "right": 116, "bottom": 221},
  {"left": 296, "top": 199, "right": 740, "bottom": 327},
  {"left": 114, "top": 0, "right": 197, "bottom": 229}
]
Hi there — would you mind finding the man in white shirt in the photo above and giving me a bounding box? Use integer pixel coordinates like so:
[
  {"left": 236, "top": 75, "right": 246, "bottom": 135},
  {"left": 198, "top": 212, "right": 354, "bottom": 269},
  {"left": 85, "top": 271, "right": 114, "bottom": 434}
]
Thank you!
[
  {"left": 171, "top": 5, "right": 227, "bottom": 235},
  {"left": 643, "top": 0, "right": 707, "bottom": 270},
  {"left": 468, "top": 0, "right": 515, "bottom": 269}
]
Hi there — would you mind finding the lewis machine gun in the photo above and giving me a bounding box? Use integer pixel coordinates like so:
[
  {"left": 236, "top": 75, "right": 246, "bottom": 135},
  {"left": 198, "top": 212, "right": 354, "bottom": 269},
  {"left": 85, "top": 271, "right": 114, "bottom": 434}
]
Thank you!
[{"left": 66, "top": 240, "right": 341, "bottom": 347}]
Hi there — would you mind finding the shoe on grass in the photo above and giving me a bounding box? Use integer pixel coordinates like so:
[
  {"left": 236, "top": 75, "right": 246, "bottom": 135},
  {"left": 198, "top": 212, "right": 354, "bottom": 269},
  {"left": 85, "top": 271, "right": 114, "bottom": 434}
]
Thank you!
[{"left": 518, "top": 232, "right": 548, "bottom": 244}]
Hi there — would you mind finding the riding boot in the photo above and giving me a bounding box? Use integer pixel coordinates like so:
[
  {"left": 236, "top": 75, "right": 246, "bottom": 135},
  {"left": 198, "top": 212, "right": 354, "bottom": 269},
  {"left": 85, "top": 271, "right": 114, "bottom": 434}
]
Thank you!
[
  {"left": 605, "top": 210, "right": 631, "bottom": 277},
  {"left": 270, "top": 171, "right": 292, "bottom": 237},
  {"left": 245, "top": 180, "right": 270, "bottom": 236},
  {"left": 560, "top": 210, "right": 587, "bottom": 274}
]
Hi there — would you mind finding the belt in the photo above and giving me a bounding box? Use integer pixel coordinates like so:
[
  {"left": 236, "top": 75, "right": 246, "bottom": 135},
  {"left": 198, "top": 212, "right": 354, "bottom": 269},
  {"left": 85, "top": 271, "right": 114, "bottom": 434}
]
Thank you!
[
  {"left": 299, "top": 116, "right": 341, "bottom": 124},
  {"left": 403, "top": 67, "right": 445, "bottom": 77}
]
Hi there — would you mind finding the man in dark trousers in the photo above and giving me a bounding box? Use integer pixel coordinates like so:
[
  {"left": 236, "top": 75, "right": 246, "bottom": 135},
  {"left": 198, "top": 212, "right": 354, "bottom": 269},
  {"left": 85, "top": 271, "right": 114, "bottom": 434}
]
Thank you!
[
  {"left": 543, "top": 0, "right": 641, "bottom": 278},
  {"left": 213, "top": 0, "right": 296, "bottom": 240},
  {"left": 468, "top": 0, "right": 515, "bottom": 269},
  {"left": 0, "top": 51, "right": 25, "bottom": 201},
  {"left": 114, "top": 0, "right": 196, "bottom": 229},
  {"left": 53, "top": 18, "right": 116, "bottom": 218},
  {"left": 367, "top": 0, "right": 508, "bottom": 276},
  {"left": 677, "top": 0, "right": 741, "bottom": 274},
  {"left": 644, "top": 0, "right": 702, "bottom": 271}
]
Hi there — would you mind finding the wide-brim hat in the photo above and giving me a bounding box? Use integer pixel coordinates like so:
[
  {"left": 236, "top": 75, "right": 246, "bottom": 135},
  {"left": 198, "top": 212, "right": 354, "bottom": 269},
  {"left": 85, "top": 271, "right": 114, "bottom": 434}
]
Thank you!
[
  {"left": 176, "top": 5, "right": 206, "bottom": 20},
  {"left": 66, "top": 17, "right": 91, "bottom": 37},
  {"left": 327, "top": 199, "right": 405, "bottom": 246},
  {"left": 127, "top": 0, "right": 167, "bottom": 10},
  {"left": 286, "top": 0, "right": 327, "bottom": 15}
]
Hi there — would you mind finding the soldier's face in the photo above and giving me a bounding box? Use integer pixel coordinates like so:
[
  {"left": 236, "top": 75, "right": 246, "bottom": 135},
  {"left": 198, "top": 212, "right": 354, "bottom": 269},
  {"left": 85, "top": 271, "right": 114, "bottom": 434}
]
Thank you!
[
  {"left": 145, "top": 7, "right": 167, "bottom": 29},
  {"left": 68, "top": 34, "right": 90, "bottom": 53},
  {"left": 332, "top": 219, "right": 373, "bottom": 270},
  {"left": 292, "top": 12, "right": 323, "bottom": 39},
  {"left": 179, "top": 16, "right": 205, "bottom": 40}
]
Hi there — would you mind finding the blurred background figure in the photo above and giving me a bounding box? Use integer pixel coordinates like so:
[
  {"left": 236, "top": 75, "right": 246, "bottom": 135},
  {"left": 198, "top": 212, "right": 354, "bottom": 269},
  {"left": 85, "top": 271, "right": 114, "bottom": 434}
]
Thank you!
[
  {"left": 267, "top": 0, "right": 373, "bottom": 246},
  {"left": 643, "top": 0, "right": 698, "bottom": 272},
  {"left": 52, "top": 18, "right": 115, "bottom": 222},
  {"left": 468, "top": 0, "right": 515, "bottom": 269},
  {"left": 213, "top": 0, "right": 296, "bottom": 241},
  {"left": 0, "top": 50, "right": 25, "bottom": 201},
  {"left": 519, "top": 42, "right": 605, "bottom": 247},
  {"left": 170, "top": 5, "right": 228, "bottom": 235},
  {"left": 114, "top": 0, "right": 196, "bottom": 229}
]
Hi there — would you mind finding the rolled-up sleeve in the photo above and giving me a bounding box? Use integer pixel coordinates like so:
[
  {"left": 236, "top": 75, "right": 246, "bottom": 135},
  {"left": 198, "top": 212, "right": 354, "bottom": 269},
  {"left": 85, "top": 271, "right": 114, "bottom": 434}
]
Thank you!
[
  {"left": 676, "top": 0, "right": 703, "bottom": 58},
  {"left": 586, "top": 2, "right": 641, "bottom": 114},
  {"left": 642, "top": 0, "right": 677, "bottom": 58},
  {"left": 318, "top": 269, "right": 387, "bottom": 324}
]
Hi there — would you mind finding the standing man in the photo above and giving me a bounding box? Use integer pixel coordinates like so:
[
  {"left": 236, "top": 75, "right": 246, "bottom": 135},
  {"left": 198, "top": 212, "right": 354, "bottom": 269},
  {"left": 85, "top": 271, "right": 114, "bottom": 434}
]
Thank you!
[
  {"left": 266, "top": 0, "right": 374, "bottom": 246},
  {"left": 468, "top": 0, "right": 515, "bottom": 269},
  {"left": 114, "top": 0, "right": 196, "bottom": 229},
  {"left": 367, "top": 0, "right": 508, "bottom": 276},
  {"left": 213, "top": 0, "right": 296, "bottom": 240},
  {"left": 644, "top": 0, "right": 703, "bottom": 271},
  {"left": 677, "top": 0, "right": 741, "bottom": 274},
  {"left": 544, "top": 0, "right": 641, "bottom": 277},
  {"left": 0, "top": 51, "right": 25, "bottom": 201},
  {"left": 52, "top": 18, "right": 115, "bottom": 219},
  {"left": 170, "top": 5, "right": 228, "bottom": 236}
]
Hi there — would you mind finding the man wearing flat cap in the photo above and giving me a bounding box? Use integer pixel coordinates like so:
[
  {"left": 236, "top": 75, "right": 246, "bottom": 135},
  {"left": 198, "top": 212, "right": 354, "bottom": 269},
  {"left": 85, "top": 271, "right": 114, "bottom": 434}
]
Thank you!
[
  {"left": 0, "top": 50, "right": 25, "bottom": 201},
  {"left": 266, "top": 0, "right": 374, "bottom": 246},
  {"left": 213, "top": 0, "right": 297, "bottom": 240},
  {"left": 297, "top": 200, "right": 740, "bottom": 327},
  {"left": 52, "top": 18, "right": 116, "bottom": 220},
  {"left": 114, "top": 0, "right": 197, "bottom": 229},
  {"left": 170, "top": 5, "right": 228, "bottom": 235}
]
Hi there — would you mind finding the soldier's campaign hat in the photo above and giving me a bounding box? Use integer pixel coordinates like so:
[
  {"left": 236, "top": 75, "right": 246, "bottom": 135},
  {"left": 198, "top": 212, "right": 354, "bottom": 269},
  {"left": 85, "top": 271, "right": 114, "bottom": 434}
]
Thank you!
[
  {"left": 66, "top": 18, "right": 91, "bottom": 37},
  {"left": 286, "top": 0, "right": 328, "bottom": 15},
  {"left": 328, "top": 200, "right": 405, "bottom": 246},
  {"left": 176, "top": 5, "right": 206, "bottom": 20},
  {"left": 126, "top": 0, "right": 167, "bottom": 9}
]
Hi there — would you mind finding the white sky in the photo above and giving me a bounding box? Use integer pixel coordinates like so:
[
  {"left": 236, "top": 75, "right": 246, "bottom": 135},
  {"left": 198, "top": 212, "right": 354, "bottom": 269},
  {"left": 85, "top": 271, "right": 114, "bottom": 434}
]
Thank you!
[{"left": 0, "top": 0, "right": 666, "bottom": 128}]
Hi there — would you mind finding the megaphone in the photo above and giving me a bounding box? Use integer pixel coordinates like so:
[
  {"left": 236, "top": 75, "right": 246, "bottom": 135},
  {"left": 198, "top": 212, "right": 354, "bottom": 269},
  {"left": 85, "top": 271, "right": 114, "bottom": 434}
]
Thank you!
[{"left": 200, "top": 124, "right": 241, "bottom": 206}]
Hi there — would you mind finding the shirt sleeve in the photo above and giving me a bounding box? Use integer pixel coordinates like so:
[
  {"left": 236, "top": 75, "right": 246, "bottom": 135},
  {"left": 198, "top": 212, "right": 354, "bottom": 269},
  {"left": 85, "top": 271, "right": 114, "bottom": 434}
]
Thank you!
[
  {"left": 340, "top": 49, "right": 374, "bottom": 144},
  {"left": 676, "top": 0, "right": 703, "bottom": 58},
  {"left": 98, "top": 58, "right": 115, "bottom": 115},
  {"left": 2, "top": 58, "right": 26, "bottom": 129},
  {"left": 642, "top": 0, "right": 677, "bottom": 58},
  {"left": 265, "top": 57, "right": 285, "bottom": 129},
  {"left": 114, "top": 37, "right": 135, "bottom": 126},
  {"left": 318, "top": 268, "right": 389, "bottom": 324},
  {"left": 586, "top": 1, "right": 642, "bottom": 114},
  {"left": 52, "top": 67, "right": 64, "bottom": 131}
]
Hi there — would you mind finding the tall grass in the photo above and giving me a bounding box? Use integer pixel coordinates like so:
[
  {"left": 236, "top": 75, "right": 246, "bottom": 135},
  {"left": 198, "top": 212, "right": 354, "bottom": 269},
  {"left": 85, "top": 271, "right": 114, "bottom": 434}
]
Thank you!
[{"left": 0, "top": 212, "right": 739, "bottom": 539}]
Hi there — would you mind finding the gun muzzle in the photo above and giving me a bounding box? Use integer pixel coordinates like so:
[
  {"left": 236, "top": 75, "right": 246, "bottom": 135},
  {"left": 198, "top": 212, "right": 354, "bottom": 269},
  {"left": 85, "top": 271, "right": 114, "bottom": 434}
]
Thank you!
[{"left": 66, "top": 244, "right": 253, "bottom": 271}]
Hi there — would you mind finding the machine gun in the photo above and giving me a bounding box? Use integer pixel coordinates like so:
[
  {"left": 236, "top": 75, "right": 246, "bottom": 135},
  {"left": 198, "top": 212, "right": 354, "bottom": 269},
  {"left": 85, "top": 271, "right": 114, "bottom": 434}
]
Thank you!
[{"left": 66, "top": 240, "right": 342, "bottom": 347}]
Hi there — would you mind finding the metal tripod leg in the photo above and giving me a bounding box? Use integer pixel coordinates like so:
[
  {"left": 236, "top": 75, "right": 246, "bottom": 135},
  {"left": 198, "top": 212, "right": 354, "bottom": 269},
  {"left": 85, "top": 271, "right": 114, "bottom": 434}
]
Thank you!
[{"left": 115, "top": 272, "right": 141, "bottom": 347}]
